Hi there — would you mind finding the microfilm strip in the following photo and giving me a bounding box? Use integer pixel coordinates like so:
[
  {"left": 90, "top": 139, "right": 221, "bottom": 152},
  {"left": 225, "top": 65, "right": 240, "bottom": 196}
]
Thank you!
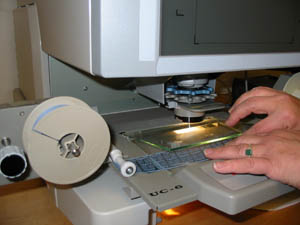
[{"left": 129, "top": 138, "right": 235, "bottom": 173}]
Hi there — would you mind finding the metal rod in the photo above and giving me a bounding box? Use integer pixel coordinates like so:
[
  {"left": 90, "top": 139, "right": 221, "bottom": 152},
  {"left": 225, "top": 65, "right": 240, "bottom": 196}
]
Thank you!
[{"left": 148, "top": 209, "right": 157, "bottom": 225}]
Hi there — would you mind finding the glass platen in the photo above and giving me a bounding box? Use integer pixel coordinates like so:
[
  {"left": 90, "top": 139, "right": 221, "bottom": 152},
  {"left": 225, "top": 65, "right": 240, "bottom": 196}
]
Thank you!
[{"left": 124, "top": 117, "right": 242, "bottom": 152}]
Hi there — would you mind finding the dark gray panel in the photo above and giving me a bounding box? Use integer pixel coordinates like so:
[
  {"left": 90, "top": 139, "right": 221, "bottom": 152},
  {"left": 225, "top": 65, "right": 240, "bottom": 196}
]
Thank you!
[{"left": 161, "top": 0, "right": 300, "bottom": 55}]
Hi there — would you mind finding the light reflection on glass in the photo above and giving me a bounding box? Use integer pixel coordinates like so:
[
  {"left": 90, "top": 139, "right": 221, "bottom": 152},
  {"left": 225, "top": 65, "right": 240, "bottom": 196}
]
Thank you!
[{"left": 173, "top": 126, "right": 204, "bottom": 135}]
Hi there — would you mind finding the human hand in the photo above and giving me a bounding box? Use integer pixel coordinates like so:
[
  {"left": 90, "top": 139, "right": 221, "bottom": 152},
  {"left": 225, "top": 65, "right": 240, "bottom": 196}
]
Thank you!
[
  {"left": 226, "top": 87, "right": 300, "bottom": 134},
  {"left": 204, "top": 129, "right": 300, "bottom": 189}
]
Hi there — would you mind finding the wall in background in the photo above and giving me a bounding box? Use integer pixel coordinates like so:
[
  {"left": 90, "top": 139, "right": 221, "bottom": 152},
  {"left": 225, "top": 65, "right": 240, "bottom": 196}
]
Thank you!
[{"left": 0, "top": 0, "right": 18, "bottom": 104}]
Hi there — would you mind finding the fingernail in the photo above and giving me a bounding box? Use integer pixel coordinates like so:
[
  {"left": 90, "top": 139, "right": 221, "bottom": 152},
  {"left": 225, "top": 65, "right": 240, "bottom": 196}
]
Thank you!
[
  {"left": 214, "top": 161, "right": 227, "bottom": 170},
  {"left": 225, "top": 119, "right": 232, "bottom": 126},
  {"left": 204, "top": 149, "right": 213, "bottom": 156},
  {"left": 228, "top": 107, "right": 232, "bottom": 113}
]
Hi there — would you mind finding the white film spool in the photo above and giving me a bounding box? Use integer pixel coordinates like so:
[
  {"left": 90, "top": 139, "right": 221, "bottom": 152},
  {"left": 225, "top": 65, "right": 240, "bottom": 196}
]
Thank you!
[
  {"left": 283, "top": 72, "right": 300, "bottom": 99},
  {"left": 23, "top": 97, "right": 111, "bottom": 184}
]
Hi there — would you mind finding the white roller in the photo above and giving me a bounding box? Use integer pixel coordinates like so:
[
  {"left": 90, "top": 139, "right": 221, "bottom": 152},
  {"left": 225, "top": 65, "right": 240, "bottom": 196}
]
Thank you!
[
  {"left": 110, "top": 148, "right": 136, "bottom": 177},
  {"left": 22, "top": 97, "right": 111, "bottom": 184}
]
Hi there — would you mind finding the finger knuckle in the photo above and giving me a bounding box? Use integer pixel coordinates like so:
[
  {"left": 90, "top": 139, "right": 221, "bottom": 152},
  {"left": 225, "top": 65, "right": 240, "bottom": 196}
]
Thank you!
[
  {"left": 247, "top": 158, "right": 256, "bottom": 170},
  {"left": 277, "top": 94, "right": 296, "bottom": 108},
  {"left": 246, "top": 98, "right": 260, "bottom": 111},
  {"left": 237, "top": 144, "right": 247, "bottom": 157},
  {"left": 264, "top": 161, "right": 277, "bottom": 179},
  {"left": 280, "top": 110, "right": 296, "bottom": 128},
  {"left": 251, "top": 86, "right": 270, "bottom": 94}
]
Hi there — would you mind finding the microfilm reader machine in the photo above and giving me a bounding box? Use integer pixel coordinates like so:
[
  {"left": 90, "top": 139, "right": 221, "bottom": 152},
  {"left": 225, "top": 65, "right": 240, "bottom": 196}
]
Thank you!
[{"left": 2, "top": 1, "right": 300, "bottom": 225}]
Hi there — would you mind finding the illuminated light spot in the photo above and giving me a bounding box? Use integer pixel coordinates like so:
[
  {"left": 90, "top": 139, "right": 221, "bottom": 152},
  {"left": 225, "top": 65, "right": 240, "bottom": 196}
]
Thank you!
[
  {"left": 163, "top": 209, "right": 181, "bottom": 216},
  {"left": 212, "top": 122, "right": 219, "bottom": 127},
  {"left": 173, "top": 127, "right": 203, "bottom": 135}
]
